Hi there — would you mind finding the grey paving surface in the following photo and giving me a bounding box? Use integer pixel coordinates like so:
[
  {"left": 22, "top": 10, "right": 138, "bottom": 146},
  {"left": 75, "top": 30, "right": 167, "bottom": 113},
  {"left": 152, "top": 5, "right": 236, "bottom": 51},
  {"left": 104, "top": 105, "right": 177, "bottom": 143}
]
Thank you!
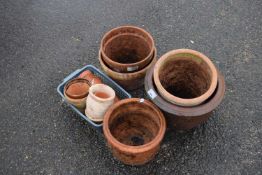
[{"left": 0, "top": 0, "right": 261, "bottom": 174}]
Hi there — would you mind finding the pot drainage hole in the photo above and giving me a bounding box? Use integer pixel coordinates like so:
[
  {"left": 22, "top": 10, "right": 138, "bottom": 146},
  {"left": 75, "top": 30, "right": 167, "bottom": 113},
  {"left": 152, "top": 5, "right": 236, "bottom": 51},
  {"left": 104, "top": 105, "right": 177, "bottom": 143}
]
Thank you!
[{"left": 130, "top": 136, "right": 144, "bottom": 146}]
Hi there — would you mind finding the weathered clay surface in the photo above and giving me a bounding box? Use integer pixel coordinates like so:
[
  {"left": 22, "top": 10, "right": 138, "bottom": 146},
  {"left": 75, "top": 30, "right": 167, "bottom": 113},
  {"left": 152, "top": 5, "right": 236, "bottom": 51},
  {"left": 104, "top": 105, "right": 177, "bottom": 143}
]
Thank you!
[
  {"left": 63, "top": 78, "right": 90, "bottom": 111},
  {"left": 103, "top": 98, "right": 166, "bottom": 165},
  {"left": 159, "top": 58, "right": 211, "bottom": 99},
  {"left": 101, "top": 26, "right": 155, "bottom": 73},
  {"left": 99, "top": 49, "right": 157, "bottom": 90},
  {"left": 153, "top": 49, "right": 218, "bottom": 106},
  {"left": 105, "top": 34, "right": 150, "bottom": 64},
  {"left": 65, "top": 80, "right": 90, "bottom": 99},
  {"left": 145, "top": 65, "right": 225, "bottom": 130}
]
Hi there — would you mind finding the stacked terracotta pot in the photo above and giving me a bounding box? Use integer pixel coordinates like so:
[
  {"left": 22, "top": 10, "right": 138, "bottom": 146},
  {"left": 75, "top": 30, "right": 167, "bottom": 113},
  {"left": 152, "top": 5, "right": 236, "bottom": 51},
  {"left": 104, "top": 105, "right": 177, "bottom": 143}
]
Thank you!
[
  {"left": 145, "top": 49, "right": 225, "bottom": 130},
  {"left": 99, "top": 26, "right": 157, "bottom": 90}
]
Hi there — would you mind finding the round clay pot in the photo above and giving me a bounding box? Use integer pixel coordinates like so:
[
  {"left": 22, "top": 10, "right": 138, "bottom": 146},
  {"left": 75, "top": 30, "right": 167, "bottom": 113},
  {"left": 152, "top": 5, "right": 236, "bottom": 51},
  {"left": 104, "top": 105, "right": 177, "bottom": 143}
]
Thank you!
[
  {"left": 78, "top": 70, "right": 103, "bottom": 85},
  {"left": 103, "top": 98, "right": 166, "bottom": 165},
  {"left": 64, "top": 78, "right": 90, "bottom": 110},
  {"left": 99, "top": 48, "right": 157, "bottom": 91},
  {"left": 85, "top": 84, "right": 115, "bottom": 122},
  {"left": 78, "top": 70, "right": 93, "bottom": 80},
  {"left": 154, "top": 49, "right": 218, "bottom": 107},
  {"left": 145, "top": 65, "right": 225, "bottom": 130},
  {"left": 101, "top": 26, "right": 155, "bottom": 73}
]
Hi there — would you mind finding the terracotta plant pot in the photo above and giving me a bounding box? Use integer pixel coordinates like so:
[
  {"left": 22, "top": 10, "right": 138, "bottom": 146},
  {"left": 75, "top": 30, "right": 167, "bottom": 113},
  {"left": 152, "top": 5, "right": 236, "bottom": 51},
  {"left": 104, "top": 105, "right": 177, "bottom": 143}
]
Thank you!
[
  {"left": 99, "top": 49, "right": 157, "bottom": 91},
  {"left": 154, "top": 49, "right": 218, "bottom": 106},
  {"left": 78, "top": 70, "right": 103, "bottom": 85},
  {"left": 101, "top": 26, "right": 155, "bottom": 73},
  {"left": 145, "top": 65, "right": 225, "bottom": 130},
  {"left": 64, "top": 78, "right": 90, "bottom": 110},
  {"left": 85, "top": 84, "right": 115, "bottom": 122},
  {"left": 103, "top": 98, "right": 166, "bottom": 165}
]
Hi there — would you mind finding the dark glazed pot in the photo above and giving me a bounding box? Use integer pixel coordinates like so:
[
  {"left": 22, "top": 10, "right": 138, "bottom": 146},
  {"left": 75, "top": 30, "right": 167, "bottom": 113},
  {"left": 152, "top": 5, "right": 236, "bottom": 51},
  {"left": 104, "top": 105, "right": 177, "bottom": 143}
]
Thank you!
[
  {"left": 99, "top": 49, "right": 157, "bottom": 91},
  {"left": 103, "top": 98, "right": 166, "bottom": 165},
  {"left": 101, "top": 26, "right": 155, "bottom": 73},
  {"left": 145, "top": 65, "right": 225, "bottom": 130}
]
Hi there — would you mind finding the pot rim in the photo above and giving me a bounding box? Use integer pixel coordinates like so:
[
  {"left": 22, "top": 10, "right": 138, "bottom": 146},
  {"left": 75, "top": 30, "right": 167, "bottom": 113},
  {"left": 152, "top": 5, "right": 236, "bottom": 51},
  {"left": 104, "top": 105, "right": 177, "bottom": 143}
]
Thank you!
[
  {"left": 64, "top": 78, "right": 90, "bottom": 99},
  {"left": 98, "top": 48, "right": 157, "bottom": 79},
  {"left": 145, "top": 64, "right": 225, "bottom": 116},
  {"left": 89, "top": 84, "right": 116, "bottom": 102},
  {"left": 100, "top": 25, "right": 155, "bottom": 68},
  {"left": 103, "top": 98, "right": 166, "bottom": 154},
  {"left": 153, "top": 49, "right": 218, "bottom": 106}
]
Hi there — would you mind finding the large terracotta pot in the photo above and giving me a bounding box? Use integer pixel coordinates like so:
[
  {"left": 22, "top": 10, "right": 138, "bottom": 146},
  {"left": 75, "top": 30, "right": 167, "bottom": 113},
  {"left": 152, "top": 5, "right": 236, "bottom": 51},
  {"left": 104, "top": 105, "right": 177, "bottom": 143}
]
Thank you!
[
  {"left": 99, "top": 49, "right": 157, "bottom": 91},
  {"left": 145, "top": 65, "right": 225, "bottom": 130},
  {"left": 103, "top": 98, "right": 166, "bottom": 165},
  {"left": 154, "top": 49, "right": 218, "bottom": 107},
  {"left": 101, "top": 26, "right": 155, "bottom": 73}
]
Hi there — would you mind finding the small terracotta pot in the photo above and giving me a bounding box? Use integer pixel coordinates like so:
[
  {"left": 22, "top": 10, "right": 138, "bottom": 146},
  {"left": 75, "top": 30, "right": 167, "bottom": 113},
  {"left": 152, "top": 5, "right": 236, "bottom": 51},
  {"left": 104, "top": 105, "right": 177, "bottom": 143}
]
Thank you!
[
  {"left": 85, "top": 84, "right": 115, "bottom": 122},
  {"left": 101, "top": 26, "right": 155, "bottom": 73},
  {"left": 145, "top": 65, "right": 225, "bottom": 130},
  {"left": 78, "top": 70, "right": 93, "bottom": 80},
  {"left": 99, "top": 49, "right": 157, "bottom": 91},
  {"left": 78, "top": 70, "right": 103, "bottom": 85},
  {"left": 103, "top": 98, "right": 166, "bottom": 165},
  {"left": 64, "top": 78, "right": 90, "bottom": 110},
  {"left": 154, "top": 49, "right": 218, "bottom": 106}
]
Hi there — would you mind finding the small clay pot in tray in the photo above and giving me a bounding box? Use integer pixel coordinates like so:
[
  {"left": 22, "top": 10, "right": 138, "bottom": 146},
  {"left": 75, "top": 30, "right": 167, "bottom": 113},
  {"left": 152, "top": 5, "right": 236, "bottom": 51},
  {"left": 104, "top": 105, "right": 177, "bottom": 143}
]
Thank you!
[{"left": 101, "top": 26, "right": 155, "bottom": 73}]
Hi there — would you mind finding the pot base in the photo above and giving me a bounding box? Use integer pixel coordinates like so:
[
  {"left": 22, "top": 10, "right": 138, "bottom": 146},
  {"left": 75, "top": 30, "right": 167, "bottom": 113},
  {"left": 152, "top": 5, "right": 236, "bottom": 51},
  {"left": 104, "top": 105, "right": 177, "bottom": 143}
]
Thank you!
[{"left": 85, "top": 109, "right": 104, "bottom": 122}]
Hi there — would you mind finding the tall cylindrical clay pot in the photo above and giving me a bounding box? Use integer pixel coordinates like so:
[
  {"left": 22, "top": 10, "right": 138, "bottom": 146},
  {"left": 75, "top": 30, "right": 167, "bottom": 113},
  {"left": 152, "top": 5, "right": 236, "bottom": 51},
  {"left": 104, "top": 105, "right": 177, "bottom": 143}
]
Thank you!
[{"left": 85, "top": 84, "right": 115, "bottom": 122}]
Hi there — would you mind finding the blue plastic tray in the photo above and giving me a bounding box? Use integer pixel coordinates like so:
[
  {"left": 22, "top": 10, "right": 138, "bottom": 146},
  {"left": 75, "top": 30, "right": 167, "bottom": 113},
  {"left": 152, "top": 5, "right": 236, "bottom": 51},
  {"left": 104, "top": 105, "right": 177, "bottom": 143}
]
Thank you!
[{"left": 57, "top": 65, "right": 131, "bottom": 131}]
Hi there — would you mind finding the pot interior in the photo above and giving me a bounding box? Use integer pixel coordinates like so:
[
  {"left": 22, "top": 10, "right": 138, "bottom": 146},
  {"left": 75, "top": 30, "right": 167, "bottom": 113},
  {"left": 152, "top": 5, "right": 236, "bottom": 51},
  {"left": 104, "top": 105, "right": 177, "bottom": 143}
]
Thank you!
[
  {"left": 159, "top": 54, "right": 212, "bottom": 99},
  {"left": 109, "top": 102, "right": 160, "bottom": 146},
  {"left": 104, "top": 35, "right": 151, "bottom": 64},
  {"left": 65, "top": 80, "right": 90, "bottom": 99}
]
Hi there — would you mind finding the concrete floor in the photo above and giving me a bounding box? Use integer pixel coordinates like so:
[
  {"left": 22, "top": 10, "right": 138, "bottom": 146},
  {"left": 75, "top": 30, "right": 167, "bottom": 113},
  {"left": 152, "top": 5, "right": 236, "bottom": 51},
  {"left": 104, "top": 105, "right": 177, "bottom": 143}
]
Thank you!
[{"left": 0, "top": 0, "right": 261, "bottom": 174}]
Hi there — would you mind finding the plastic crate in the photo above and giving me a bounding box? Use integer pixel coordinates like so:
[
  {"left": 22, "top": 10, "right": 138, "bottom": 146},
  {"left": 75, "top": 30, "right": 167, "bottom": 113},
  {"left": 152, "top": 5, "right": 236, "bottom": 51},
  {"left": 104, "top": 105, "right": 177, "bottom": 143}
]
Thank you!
[{"left": 57, "top": 65, "right": 131, "bottom": 131}]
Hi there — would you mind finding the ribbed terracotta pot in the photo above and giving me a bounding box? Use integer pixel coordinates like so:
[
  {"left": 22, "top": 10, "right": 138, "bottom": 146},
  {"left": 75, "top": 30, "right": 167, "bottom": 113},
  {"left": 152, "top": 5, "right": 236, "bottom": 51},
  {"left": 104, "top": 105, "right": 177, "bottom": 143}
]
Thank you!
[
  {"left": 99, "top": 49, "right": 157, "bottom": 91},
  {"left": 64, "top": 78, "right": 90, "bottom": 111},
  {"left": 101, "top": 26, "right": 155, "bottom": 73},
  {"left": 145, "top": 65, "right": 225, "bottom": 130},
  {"left": 154, "top": 49, "right": 218, "bottom": 107},
  {"left": 103, "top": 98, "right": 166, "bottom": 165}
]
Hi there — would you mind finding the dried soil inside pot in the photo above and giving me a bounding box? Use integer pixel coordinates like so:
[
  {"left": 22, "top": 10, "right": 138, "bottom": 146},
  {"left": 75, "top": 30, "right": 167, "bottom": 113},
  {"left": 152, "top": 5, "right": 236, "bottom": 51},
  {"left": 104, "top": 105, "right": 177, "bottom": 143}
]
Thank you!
[
  {"left": 108, "top": 101, "right": 160, "bottom": 146},
  {"left": 104, "top": 35, "right": 151, "bottom": 64},
  {"left": 159, "top": 57, "right": 212, "bottom": 99}
]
